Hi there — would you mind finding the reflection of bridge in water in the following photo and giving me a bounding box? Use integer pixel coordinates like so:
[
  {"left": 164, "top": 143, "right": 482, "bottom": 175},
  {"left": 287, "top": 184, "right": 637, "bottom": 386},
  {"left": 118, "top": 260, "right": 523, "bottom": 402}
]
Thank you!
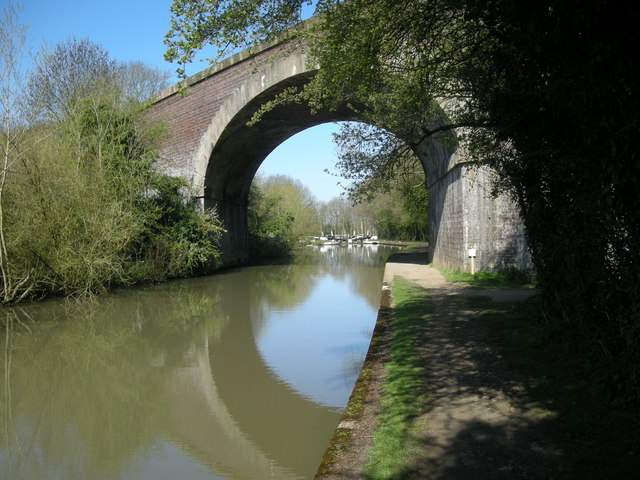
[{"left": 161, "top": 271, "right": 340, "bottom": 480}]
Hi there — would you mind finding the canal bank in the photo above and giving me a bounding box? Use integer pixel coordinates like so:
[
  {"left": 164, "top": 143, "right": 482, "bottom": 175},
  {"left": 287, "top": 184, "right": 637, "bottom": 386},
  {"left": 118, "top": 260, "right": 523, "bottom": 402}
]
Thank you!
[{"left": 315, "top": 246, "right": 559, "bottom": 480}]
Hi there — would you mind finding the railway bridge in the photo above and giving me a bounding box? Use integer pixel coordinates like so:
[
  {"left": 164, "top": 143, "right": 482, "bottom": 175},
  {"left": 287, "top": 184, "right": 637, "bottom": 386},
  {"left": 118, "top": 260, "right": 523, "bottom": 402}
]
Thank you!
[{"left": 146, "top": 40, "right": 528, "bottom": 271}]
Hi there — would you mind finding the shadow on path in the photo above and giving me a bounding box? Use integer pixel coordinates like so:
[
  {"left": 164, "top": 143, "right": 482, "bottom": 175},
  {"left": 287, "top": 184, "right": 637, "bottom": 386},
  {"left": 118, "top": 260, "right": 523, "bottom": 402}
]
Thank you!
[{"left": 382, "top": 253, "right": 562, "bottom": 479}]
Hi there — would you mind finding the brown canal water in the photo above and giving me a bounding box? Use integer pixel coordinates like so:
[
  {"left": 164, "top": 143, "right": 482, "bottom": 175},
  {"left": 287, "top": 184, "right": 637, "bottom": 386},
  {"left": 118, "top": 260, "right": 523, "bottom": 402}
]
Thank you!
[{"left": 0, "top": 244, "right": 401, "bottom": 480}]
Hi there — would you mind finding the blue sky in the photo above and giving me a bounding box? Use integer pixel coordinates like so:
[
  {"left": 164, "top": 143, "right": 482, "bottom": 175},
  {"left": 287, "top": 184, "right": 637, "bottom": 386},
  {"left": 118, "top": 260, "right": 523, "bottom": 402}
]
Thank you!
[{"left": 8, "top": 0, "right": 348, "bottom": 201}]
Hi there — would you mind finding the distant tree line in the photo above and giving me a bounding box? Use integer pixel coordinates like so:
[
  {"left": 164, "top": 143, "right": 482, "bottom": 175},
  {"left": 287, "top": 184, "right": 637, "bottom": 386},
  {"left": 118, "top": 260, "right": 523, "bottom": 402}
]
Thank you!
[
  {"left": 0, "top": 5, "right": 223, "bottom": 304},
  {"left": 248, "top": 168, "right": 427, "bottom": 260}
]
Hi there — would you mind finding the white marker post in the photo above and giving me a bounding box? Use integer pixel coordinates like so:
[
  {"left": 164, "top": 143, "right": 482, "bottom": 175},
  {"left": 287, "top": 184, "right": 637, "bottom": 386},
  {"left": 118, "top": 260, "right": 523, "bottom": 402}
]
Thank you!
[{"left": 468, "top": 248, "right": 477, "bottom": 275}]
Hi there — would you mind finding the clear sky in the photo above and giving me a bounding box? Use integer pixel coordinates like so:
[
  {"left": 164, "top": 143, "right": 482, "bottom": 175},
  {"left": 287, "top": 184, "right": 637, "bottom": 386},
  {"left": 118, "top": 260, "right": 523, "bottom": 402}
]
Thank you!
[{"left": 8, "top": 0, "right": 349, "bottom": 201}]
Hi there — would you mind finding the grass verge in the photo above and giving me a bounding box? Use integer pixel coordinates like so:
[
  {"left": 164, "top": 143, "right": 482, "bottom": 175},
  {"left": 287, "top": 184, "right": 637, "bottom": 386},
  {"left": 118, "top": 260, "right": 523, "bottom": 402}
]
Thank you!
[
  {"left": 364, "top": 276, "right": 433, "bottom": 480},
  {"left": 439, "top": 267, "right": 534, "bottom": 289}
]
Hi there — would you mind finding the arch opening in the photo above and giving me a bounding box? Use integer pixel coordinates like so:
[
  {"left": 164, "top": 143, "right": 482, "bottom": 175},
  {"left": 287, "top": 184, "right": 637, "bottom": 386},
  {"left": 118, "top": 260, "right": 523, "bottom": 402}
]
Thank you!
[
  {"left": 145, "top": 43, "right": 528, "bottom": 272},
  {"left": 201, "top": 71, "right": 454, "bottom": 265}
]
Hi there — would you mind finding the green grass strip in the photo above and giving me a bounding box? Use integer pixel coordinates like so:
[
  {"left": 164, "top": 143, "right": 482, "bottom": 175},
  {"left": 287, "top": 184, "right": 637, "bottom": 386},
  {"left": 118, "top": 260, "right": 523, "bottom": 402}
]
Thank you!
[
  {"left": 438, "top": 266, "right": 534, "bottom": 289},
  {"left": 364, "top": 276, "right": 433, "bottom": 480}
]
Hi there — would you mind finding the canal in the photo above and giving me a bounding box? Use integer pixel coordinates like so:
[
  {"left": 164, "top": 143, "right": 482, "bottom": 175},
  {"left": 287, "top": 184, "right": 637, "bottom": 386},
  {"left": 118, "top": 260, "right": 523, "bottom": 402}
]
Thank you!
[{"left": 0, "top": 244, "right": 400, "bottom": 480}]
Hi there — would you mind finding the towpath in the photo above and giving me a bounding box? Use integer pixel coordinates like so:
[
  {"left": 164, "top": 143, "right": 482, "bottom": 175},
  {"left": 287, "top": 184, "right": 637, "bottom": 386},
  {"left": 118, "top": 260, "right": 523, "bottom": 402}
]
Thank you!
[{"left": 317, "top": 248, "right": 561, "bottom": 479}]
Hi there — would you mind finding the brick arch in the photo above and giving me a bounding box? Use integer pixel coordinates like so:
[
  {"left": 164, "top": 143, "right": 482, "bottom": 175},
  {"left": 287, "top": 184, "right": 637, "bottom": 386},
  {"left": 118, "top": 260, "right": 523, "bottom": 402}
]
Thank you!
[
  {"left": 147, "top": 41, "right": 529, "bottom": 271},
  {"left": 202, "top": 71, "right": 355, "bottom": 206},
  {"left": 192, "top": 55, "right": 315, "bottom": 200},
  {"left": 202, "top": 70, "right": 361, "bottom": 264},
  {"left": 146, "top": 41, "right": 313, "bottom": 197}
]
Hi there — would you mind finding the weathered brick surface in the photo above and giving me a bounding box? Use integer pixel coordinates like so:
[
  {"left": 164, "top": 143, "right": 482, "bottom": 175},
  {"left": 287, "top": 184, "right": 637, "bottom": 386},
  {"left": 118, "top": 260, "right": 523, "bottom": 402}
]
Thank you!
[{"left": 146, "top": 42, "right": 299, "bottom": 186}]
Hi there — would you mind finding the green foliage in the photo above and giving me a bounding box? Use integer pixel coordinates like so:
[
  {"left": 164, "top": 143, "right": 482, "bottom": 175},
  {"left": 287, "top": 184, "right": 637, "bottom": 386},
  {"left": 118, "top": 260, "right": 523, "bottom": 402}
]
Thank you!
[
  {"left": 375, "top": 182, "right": 428, "bottom": 242},
  {"left": 330, "top": 123, "right": 428, "bottom": 242},
  {"left": 66, "top": 97, "right": 154, "bottom": 176},
  {"left": 331, "top": 124, "right": 416, "bottom": 200},
  {"left": 247, "top": 174, "right": 323, "bottom": 260},
  {"left": 0, "top": 33, "right": 222, "bottom": 303},
  {"left": 317, "top": 168, "right": 427, "bottom": 242},
  {"left": 247, "top": 176, "right": 298, "bottom": 260},
  {"left": 347, "top": 172, "right": 427, "bottom": 242},
  {"left": 4, "top": 132, "right": 142, "bottom": 297},
  {"left": 164, "top": 0, "right": 312, "bottom": 77},
  {"left": 131, "top": 176, "right": 224, "bottom": 281},
  {"left": 457, "top": 1, "right": 640, "bottom": 406},
  {"left": 257, "top": 174, "right": 320, "bottom": 237},
  {"left": 2, "top": 104, "right": 223, "bottom": 299},
  {"left": 252, "top": 210, "right": 295, "bottom": 258}
]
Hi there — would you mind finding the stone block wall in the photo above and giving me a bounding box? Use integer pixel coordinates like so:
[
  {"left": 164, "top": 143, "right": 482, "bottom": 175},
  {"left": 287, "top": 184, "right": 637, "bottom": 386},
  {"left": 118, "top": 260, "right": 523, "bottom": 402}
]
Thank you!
[
  {"left": 459, "top": 166, "right": 529, "bottom": 271},
  {"left": 423, "top": 136, "right": 529, "bottom": 273}
]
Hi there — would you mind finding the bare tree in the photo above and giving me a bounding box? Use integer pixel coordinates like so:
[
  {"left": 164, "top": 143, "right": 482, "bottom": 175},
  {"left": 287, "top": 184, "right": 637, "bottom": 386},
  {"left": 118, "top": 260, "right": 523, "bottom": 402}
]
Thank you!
[
  {"left": 28, "top": 38, "right": 174, "bottom": 120},
  {"left": 119, "top": 60, "right": 172, "bottom": 104},
  {"left": 0, "top": 4, "right": 39, "bottom": 303},
  {"left": 27, "top": 37, "right": 120, "bottom": 122}
]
